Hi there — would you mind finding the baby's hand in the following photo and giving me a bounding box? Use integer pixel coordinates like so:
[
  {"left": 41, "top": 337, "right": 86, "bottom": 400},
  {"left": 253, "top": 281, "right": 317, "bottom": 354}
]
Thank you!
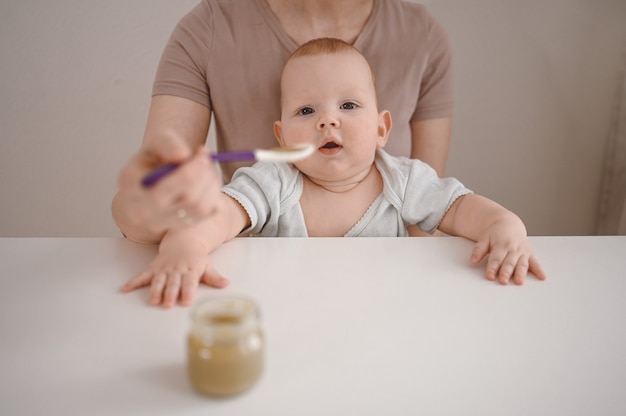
[
  {"left": 470, "top": 219, "right": 546, "bottom": 285},
  {"left": 121, "top": 248, "right": 229, "bottom": 308}
]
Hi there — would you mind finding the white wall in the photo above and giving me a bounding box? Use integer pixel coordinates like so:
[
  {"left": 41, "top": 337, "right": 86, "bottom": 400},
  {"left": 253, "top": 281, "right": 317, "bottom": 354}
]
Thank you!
[
  {"left": 427, "top": 0, "right": 626, "bottom": 235},
  {"left": 0, "top": 0, "right": 198, "bottom": 237},
  {"left": 1, "top": 0, "right": 625, "bottom": 237}
]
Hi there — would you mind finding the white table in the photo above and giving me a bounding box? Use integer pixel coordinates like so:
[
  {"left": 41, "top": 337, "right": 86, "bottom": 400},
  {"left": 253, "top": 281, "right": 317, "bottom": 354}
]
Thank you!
[{"left": 1, "top": 236, "right": 625, "bottom": 415}]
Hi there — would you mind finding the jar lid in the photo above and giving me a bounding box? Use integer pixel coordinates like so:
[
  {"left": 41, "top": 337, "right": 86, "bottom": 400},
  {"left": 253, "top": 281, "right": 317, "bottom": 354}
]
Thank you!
[{"left": 190, "top": 295, "right": 261, "bottom": 334}]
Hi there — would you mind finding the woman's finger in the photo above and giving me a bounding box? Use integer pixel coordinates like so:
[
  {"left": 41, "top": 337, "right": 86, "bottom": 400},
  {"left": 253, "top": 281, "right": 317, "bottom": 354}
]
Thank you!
[{"left": 157, "top": 148, "right": 210, "bottom": 206}]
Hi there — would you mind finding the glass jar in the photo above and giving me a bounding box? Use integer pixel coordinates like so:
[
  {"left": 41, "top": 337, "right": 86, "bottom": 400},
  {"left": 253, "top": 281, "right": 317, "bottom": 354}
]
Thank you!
[{"left": 187, "top": 296, "right": 264, "bottom": 397}]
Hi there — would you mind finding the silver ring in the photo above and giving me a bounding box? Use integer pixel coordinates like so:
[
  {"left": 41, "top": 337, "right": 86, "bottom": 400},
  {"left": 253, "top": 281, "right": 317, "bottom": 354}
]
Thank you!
[{"left": 177, "top": 208, "right": 194, "bottom": 225}]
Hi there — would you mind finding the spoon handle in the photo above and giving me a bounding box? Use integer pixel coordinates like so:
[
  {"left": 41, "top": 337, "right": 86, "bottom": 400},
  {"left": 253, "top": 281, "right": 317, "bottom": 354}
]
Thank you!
[
  {"left": 210, "top": 150, "right": 256, "bottom": 162},
  {"left": 141, "top": 163, "right": 180, "bottom": 188},
  {"left": 141, "top": 151, "right": 257, "bottom": 188}
]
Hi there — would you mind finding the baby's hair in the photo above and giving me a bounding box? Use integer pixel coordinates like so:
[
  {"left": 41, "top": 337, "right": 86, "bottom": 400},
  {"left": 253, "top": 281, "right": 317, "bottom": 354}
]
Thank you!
[
  {"left": 284, "top": 37, "right": 377, "bottom": 89},
  {"left": 291, "top": 37, "right": 360, "bottom": 59}
]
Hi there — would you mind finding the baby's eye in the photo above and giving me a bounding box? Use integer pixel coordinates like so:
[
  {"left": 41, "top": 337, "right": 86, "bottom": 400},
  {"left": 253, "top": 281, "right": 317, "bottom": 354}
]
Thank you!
[
  {"left": 297, "top": 107, "right": 314, "bottom": 116},
  {"left": 340, "top": 102, "right": 358, "bottom": 110}
]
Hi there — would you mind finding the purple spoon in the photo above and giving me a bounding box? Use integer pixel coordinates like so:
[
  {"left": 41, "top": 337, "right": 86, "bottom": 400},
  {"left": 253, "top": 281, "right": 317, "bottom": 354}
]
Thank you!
[{"left": 141, "top": 144, "right": 315, "bottom": 187}]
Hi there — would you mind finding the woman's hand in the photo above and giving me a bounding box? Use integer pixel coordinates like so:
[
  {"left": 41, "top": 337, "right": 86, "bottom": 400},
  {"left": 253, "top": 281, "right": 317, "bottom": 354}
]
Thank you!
[
  {"left": 113, "top": 144, "right": 223, "bottom": 243},
  {"left": 112, "top": 95, "right": 216, "bottom": 243}
]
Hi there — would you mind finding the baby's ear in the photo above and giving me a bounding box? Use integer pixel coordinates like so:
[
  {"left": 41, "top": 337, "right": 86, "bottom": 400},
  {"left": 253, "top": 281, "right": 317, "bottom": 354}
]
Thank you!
[
  {"left": 377, "top": 110, "right": 392, "bottom": 147},
  {"left": 274, "top": 121, "right": 285, "bottom": 146}
]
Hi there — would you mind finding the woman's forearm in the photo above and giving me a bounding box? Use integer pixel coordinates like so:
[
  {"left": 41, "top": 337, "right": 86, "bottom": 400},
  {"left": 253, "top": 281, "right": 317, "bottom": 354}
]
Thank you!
[{"left": 112, "top": 192, "right": 165, "bottom": 244}]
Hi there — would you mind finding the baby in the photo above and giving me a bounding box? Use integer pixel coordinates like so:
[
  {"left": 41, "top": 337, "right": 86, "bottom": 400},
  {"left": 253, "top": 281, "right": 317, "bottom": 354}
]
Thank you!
[{"left": 123, "top": 38, "right": 546, "bottom": 308}]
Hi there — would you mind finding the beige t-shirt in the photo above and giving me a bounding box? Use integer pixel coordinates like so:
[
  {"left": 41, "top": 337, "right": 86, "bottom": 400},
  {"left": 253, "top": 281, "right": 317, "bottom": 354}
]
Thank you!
[{"left": 153, "top": 0, "right": 454, "bottom": 181}]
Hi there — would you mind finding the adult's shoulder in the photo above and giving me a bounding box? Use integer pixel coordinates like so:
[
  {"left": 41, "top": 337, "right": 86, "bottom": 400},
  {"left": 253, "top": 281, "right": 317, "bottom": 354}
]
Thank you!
[
  {"left": 375, "top": 0, "right": 441, "bottom": 26},
  {"left": 172, "top": 0, "right": 270, "bottom": 35},
  {"left": 360, "top": 0, "right": 449, "bottom": 57}
]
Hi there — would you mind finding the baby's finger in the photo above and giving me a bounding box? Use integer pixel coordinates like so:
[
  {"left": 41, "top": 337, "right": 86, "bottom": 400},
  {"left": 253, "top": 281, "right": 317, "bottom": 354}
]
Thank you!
[
  {"left": 496, "top": 252, "right": 518, "bottom": 285},
  {"left": 180, "top": 271, "right": 201, "bottom": 307},
  {"left": 201, "top": 268, "right": 230, "bottom": 289},
  {"left": 485, "top": 248, "right": 506, "bottom": 282},
  {"left": 529, "top": 255, "right": 547, "bottom": 281},
  {"left": 162, "top": 273, "right": 182, "bottom": 308},
  {"left": 121, "top": 270, "right": 154, "bottom": 293},
  {"left": 149, "top": 272, "right": 167, "bottom": 306},
  {"left": 512, "top": 257, "right": 530, "bottom": 285},
  {"left": 470, "top": 238, "right": 490, "bottom": 265}
]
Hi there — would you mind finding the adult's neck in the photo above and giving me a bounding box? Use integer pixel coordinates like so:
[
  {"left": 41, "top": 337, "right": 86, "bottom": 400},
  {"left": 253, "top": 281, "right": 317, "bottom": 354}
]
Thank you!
[
  {"left": 265, "top": 0, "right": 374, "bottom": 45},
  {"left": 267, "top": 0, "right": 373, "bottom": 16}
]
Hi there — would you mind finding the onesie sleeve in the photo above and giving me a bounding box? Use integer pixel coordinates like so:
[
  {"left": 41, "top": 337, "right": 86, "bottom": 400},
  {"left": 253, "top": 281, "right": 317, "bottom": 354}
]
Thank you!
[
  {"left": 403, "top": 160, "right": 472, "bottom": 233},
  {"left": 222, "top": 162, "right": 301, "bottom": 236},
  {"left": 221, "top": 164, "right": 276, "bottom": 235},
  {"left": 378, "top": 151, "right": 471, "bottom": 234}
]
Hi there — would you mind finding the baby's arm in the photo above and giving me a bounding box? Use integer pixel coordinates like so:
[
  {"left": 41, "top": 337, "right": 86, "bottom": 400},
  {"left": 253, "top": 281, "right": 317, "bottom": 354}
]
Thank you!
[
  {"left": 438, "top": 194, "right": 546, "bottom": 285},
  {"left": 122, "top": 192, "right": 250, "bottom": 307}
]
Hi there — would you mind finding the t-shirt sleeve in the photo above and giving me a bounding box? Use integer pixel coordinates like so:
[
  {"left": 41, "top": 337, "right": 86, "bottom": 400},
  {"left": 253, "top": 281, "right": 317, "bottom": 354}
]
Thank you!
[
  {"left": 411, "top": 12, "right": 454, "bottom": 122},
  {"left": 152, "top": 2, "right": 213, "bottom": 109}
]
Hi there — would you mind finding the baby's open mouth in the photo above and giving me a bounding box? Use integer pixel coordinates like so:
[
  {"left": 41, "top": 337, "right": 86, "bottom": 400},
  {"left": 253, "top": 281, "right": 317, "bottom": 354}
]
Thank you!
[{"left": 320, "top": 142, "right": 340, "bottom": 149}]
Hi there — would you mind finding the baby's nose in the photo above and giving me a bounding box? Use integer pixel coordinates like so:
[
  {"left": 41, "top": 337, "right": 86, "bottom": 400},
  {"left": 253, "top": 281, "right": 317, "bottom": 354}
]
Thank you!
[
  {"left": 318, "top": 120, "right": 337, "bottom": 128},
  {"left": 317, "top": 113, "right": 339, "bottom": 129}
]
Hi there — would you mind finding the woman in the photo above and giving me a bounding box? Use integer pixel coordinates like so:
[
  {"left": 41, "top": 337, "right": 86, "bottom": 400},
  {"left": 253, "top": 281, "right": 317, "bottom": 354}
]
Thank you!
[{"left": 112, "top": 0, "right": 453, "bottom": 243}]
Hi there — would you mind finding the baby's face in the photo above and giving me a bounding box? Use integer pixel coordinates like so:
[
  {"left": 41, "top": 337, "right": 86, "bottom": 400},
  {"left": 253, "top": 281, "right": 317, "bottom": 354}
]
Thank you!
[{"left": 275, "top": 50, "right": 389, "bottom": 183}]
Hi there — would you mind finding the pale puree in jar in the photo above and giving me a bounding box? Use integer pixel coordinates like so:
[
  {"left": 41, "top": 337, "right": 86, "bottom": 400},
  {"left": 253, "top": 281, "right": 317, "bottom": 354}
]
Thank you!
[{"left": 187, "top": 296, "right": 264, "bottom": 397}]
